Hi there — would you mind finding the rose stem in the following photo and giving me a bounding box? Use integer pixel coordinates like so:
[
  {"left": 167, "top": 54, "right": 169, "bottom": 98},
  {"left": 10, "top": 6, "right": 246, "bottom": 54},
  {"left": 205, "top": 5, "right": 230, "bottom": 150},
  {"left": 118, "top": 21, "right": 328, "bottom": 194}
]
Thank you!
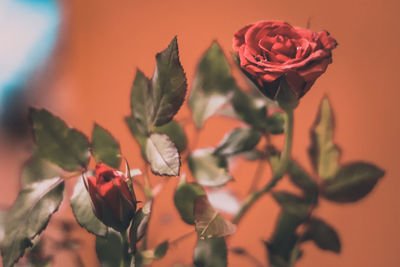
[
  {"left": 246, "top": 155, "right": 267, "bottom": 194},
  {"left": 232, "top": 108, "right": 294, "bottom": 225},
  {"left": 120, "top": 231, "right": 131, "bottom": 267},
  {"left": 168, "top": 230, "right": 196, "bottom": 247}
]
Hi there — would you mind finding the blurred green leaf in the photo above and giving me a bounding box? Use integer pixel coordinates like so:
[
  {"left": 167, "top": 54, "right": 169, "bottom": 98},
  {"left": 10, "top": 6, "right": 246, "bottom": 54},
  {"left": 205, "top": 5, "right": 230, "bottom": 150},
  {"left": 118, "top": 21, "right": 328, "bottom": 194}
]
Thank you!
[
  {"left": 214, "top": 128, "right": 261, "bottom": 157},
  {"left": 154, "top": 241, "right": 169, "bottom": 259},
  {"left": 265, "top": 212, "right": 303, "bottom": 266},
  {"left": 190, "top": 93, "right": 230, "bottom": 129},
  {"left": 21, "top": 152, "right": 61, "bottom": 187},
  {"left": 92, "top": 124, "right": 121, "bottom": 168},
  {"left": 145, "top": 133, "right": 180, "bottom": 176},
  {"left": 231, "top": 87, "right": 268, "bottom": 130},
  {"left": 287, "top": 161, "right": 318, "bottom": 196},
  {"left": 174, "top": 180, "right": 206, "bottom": 225},
  {"left": 308, "top": 97, "right": 340, "bottom": 180},
  {"left": 322, "top": 162, "right": 385, "bottom": 203},
  {"left": 1, "top": 177, "right": 64, "bottom": 267},
  {"left": 188, "top": 148, "right": 232, "bottom": 187},
  {"left": 154, "top": 120, "right": 187, "bottom": 152},
  {"left": 207, "top": 189, "right": 240, "bottom": 215},
  {"left": 0, "top": 210, "right": 7, "bottom": 244},
  {"left": 189, "top": 42, "right": 237, "bottom": 128},
  {"left": 241, "top": 150, "right": 265, "bottom": 161},
  {"left": 96, "top": 229, "right": 123, "bottom": 267},
  {"left": 130, "top": 37, "right": 187, "bottom": 134},
  {"left": 125, "top": 116, "right": 147, "bottom": 159},
  {"left": 304, "top": 218, "right": 341, "bottom": 253},
  {"left": 30, "top": 108, "right": 90, "bottom": 171},
  {"left": 129, "top": 70, "right": 153, "bottom": 135},
  {"left": 193, "top": 237, "right": 227, "bottom": 267},
  {"left": 272, "top": 192, "right": 312, "bottom": 218},
  {"left": 266, "top": 112, "right": 285, "bottom": 134},
  {"left": 194, "top": 195, "right": 236, "bottom": 239},
  {"left": 22, "top": 239, "right": 52, "bottom": 267},
  {"left": 70, "top": 176, "right": 108, "bottom": 237}
]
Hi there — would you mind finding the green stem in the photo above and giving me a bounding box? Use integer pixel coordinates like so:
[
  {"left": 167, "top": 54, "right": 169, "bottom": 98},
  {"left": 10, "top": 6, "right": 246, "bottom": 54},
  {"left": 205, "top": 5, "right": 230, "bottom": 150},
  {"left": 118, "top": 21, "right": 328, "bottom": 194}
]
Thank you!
[
  {"left": 120, "top": 231, "right": 130, "bottom": 267},
  {"left": 233, "top": 109, "right": 294, "bottom": 225}
]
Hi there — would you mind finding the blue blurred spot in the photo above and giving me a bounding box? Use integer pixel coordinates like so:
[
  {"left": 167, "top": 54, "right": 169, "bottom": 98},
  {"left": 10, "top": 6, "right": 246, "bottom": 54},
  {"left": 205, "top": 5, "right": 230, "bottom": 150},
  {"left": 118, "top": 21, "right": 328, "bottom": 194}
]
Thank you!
[{"left": 0, "top": 0, "right": 59, "bottom": 110}]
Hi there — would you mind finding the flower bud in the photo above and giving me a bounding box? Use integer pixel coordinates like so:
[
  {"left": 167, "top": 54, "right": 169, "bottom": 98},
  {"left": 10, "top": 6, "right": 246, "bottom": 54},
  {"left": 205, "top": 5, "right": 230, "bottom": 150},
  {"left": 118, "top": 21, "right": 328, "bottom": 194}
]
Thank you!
[{"left": 86, "top": 164, "right": 137, "bottom": 232}]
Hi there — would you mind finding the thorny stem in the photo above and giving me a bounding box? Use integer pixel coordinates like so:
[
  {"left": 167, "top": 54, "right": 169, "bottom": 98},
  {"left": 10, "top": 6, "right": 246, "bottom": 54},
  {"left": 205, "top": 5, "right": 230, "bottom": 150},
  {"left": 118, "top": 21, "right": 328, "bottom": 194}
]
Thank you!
[{"left": 232, "top": 109, "right": 294, "bottom": 225}]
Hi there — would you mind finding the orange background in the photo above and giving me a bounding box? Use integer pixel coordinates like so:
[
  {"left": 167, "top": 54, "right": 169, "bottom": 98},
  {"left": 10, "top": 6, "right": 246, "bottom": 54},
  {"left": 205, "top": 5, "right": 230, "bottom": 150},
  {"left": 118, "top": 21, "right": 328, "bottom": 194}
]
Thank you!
[{"left": 1, "top": 0, "right": 400, "bottom": 266}]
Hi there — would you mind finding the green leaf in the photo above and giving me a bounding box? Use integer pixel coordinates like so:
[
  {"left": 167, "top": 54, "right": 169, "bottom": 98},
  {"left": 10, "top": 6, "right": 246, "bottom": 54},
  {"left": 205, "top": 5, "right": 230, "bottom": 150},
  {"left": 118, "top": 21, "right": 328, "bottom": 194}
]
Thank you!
[
  {"left": 308, "top": 97, "right": 340, "bottom": 180},
  {"left": 194, "top": 195, "right": 236, "bottom": 239},
  {"left": 207, "top": 189, "right": 241, "bottom": 215},
  {"left": 189, "top": 42, "right": 237, "bottom": 128},
  {"left": 92, "top": 124, "right": 121, "bottom": 168},
  {"left": 174, "top": 180, "right": 206, "bottom": 225},
  {"left": 125, "top": 116, "right": 148, "bottom": 159},
  {"left": 240, "top": 149, "right": 265, "bottom": 161},
  {"left": 214, "top": 128, "right": 261, "bottom": 157},
  {"left": 154, "top": 120, "right": 187, "bottom": 152},
  {"left": 265, "top": 212, "right": 303, "bottom": 265},
  {"left": 152, "top": 37, "right": 187, "bottom": 127},
  {"left": 130, "top": 37, "right": 187, "bottom": 134},
  {"left": 145, "top": 133, "right": 180, "bottom": 176},
  {"left": 154, "top": 241, "right": 169, "bottom": 259},
  {"left": 1, "top": 177, "right": 64, "bottom": 267},
  {"left": 21, "top": 152, "right": 61, "bottom": 187},
  {"left": 0, "top": 210, "right": 7, "bottom": 244},
  {"left": 322, "top": 162, "right": 385, "bottom": 202},
  {"left": 70, "top": 176, "right": 108, "bottom": 237},
  {"left": 272, "top": 192, "right": 312, "bottom": 218},
  {"left": 287, "top": 160, "right": 318, "bottom": 196},
  {"left": 129, "top": 201, "right": 152, "bottom": 247},
  {"left": 189, "top": 93, "right": 230, "bottom": 129},
  {"left": 193, "top": 237, "right": 227, "bottom": 267},
  {"left": 305, "top": 218, "right": 341, "bottom": 253},
  {"left": 188, "top": 148, "right": 233, "bottom": 187},
  {"left": 96, "top": 229, "right": 123, "bottom": 267},
  {"left": 266, "top": 112, "right": 285, "bottom": 134},
  {"left": 129, "top": 70, "right": 153, "bottom": 135},
  {"left": 231, "top": 87, "right": 268, "bottom": 130},
  {"left": 30, "top": 108, "right": 90, "bottom": 171}
]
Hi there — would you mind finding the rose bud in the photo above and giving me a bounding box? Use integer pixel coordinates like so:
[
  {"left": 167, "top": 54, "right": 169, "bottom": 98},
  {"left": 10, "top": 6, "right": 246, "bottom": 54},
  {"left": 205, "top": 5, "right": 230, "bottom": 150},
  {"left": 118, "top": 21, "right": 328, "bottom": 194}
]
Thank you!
[
  {"left": 233, "top": 21, "right": 337, "bottom": 102},
  {"left": 86, "top": 163, "right": 137, "bottom": 232}
]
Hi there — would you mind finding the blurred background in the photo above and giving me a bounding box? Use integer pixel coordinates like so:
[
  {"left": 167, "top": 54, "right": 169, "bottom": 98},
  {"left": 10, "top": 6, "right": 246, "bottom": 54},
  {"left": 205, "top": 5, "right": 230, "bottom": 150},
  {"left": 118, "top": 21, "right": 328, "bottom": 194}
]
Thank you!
[{"left": 1, "top": 0, "right": 399, "bottom": 266}]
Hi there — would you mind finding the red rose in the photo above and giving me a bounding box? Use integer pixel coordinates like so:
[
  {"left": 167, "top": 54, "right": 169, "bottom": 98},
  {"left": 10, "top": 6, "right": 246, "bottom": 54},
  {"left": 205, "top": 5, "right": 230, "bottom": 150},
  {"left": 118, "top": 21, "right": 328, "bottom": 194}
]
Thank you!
[
  {"left": 233, "top": 21, "right": 337, "bottom": 100},
  {"left": 86, "top": 164, "right": 137, "bottom": 231}
]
